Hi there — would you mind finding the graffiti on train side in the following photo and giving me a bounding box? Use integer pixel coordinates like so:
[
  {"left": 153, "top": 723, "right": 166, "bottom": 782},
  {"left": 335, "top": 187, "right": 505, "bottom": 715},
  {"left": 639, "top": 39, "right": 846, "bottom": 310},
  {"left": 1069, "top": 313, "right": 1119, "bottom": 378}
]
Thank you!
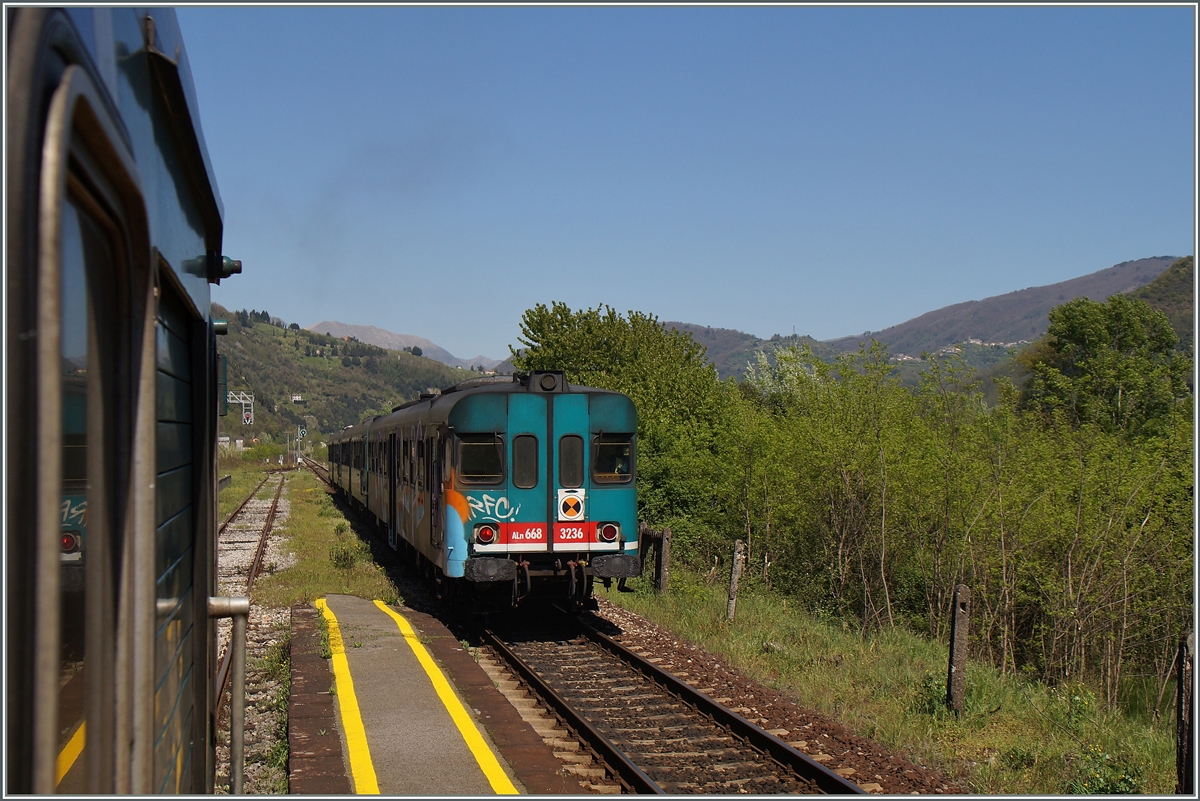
[{"left": 467, "top": 494, "right": 521, "bottom": 520}]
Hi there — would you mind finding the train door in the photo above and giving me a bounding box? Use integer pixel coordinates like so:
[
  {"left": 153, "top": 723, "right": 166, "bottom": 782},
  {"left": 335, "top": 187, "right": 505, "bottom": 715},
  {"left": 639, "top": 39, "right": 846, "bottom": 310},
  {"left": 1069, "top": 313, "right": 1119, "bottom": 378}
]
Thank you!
[
  {"left": 415, "top": 433, "right": 427, "bottom": 554},
  {"left": 429, "top": 434, "right": 442, "bottom": 550},
  {"left": 358, "top": 433, "right": 368, "bottom": 506},
  {"left": 404, "top": 430, "right": 416, "bottom": 550},
  {"left": 550, "top": 393, "right": 590, "bottom": 552},
  {"left": 387, "top": 433, "right": 397, "bottom": 549},
  {"left": 507, "top": 395, "right": 549, "bottom": 548}
]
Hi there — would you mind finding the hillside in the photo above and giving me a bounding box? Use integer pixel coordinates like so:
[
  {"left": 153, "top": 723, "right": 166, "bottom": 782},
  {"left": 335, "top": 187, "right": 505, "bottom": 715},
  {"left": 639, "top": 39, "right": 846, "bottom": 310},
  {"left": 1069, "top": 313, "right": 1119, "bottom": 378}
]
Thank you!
[
  {"left": 218, "top": 306, "right": 469, "bottom": 445},
  {"left": 825, "top": 256, "right": 1180, "bottom": 357},
  {"left": 307, "top": 320, "right": 503, "bottom": 371},
  {"left": 662, "top": 324, "right": 844, "bottom": 380},
  {"left": 1128, "top": 256, "right": 1193, "bottom": 351}
]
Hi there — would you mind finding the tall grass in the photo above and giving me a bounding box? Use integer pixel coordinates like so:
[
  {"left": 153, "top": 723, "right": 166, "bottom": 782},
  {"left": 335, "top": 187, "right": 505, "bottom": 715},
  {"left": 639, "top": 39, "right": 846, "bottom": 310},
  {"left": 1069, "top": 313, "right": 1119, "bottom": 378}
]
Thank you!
[
  {"left": 601, "top": 568, "right": 1175, "bottom": 794},
  {"left": 218, "top": 459, "right": 401, "bottom": 609}
]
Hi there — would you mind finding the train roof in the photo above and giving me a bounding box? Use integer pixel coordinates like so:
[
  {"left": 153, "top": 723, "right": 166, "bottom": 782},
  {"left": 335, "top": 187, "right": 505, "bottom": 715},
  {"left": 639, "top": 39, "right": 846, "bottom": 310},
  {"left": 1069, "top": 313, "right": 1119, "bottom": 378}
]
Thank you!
[{"left": 329, "top": 372, "right": 634, "bottom": 442}]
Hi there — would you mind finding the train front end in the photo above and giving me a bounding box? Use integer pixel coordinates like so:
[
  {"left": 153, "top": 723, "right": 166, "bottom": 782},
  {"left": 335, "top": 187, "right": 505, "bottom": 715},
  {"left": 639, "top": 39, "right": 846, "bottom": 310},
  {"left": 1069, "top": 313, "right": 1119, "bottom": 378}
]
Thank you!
[{"left": 446, "top": 372, "right": 641, "bottom": 606}]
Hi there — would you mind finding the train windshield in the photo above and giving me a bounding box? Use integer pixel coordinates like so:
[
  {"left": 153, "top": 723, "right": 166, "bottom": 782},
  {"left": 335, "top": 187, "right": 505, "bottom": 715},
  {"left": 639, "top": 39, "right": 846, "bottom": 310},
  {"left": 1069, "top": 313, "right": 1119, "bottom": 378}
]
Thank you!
[
  {"left": 559, "top": 435, "right": 583, "bottom": 488},
  {"left": 512, "top": 435, "right": 538, "bottom": 489},
  {"left": 458, "top": 434, "right": 504, "bottom": 484},
  {"left": 592, "top": 435, "right": 634, "bottom": 483}
]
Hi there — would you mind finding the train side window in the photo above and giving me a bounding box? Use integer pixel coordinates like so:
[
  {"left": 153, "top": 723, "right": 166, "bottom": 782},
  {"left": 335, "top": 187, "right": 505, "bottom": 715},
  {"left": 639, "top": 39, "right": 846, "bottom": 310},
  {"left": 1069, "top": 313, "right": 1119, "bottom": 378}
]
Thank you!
[
  {"left": 559, "top": 435, "right": 584, "bottom": 488},
  {"left": 458, "top": 434, "right": 504, "bottom": 485},
  {"left": 54, "top": 198, "right": 109, "bottom": 793},
  {"left": 592, "top": 435, "right": 634, "bottom": 483},
  {"left": 512, "top": 435, "right": 538, "bottom": 489}
]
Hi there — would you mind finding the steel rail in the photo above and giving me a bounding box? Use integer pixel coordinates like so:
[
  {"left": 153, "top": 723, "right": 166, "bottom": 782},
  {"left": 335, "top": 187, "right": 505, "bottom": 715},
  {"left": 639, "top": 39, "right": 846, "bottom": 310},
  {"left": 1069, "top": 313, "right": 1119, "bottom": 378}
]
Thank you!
[
  {"left": 214, "top": 474, "right": 285, "bottom": 718},
  {"left": 247, "top": 475, "right": 286, "bottom": 588},
  {"left": 300, "top": 454, "right": 331, "bottom": 487},
  {"left": 572, "top": 612, "right": 866, "bottom": 795},
  {"left": 217, "top": 474, "right": 270, "bottom": 535},
  {"left": 482, "top": 629, "right": 664, "bottom": 794}
]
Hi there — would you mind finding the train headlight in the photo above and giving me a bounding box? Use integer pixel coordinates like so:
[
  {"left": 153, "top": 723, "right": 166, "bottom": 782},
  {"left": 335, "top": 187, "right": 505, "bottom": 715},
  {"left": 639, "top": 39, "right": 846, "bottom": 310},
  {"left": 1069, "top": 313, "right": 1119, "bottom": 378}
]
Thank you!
[
  {"left": 598, "top": 523, "right": 619, "bottom": 543},
  {"left": 475, "top": 524, "right": 498, "bottom": 545}
]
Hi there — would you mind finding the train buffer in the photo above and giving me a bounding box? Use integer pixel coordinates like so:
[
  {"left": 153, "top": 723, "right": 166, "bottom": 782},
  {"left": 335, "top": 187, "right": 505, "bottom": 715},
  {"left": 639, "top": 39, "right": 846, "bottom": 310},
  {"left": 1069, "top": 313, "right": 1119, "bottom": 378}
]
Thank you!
[{"left": 290, "top": 595, "right": 581, "bottom": 795}]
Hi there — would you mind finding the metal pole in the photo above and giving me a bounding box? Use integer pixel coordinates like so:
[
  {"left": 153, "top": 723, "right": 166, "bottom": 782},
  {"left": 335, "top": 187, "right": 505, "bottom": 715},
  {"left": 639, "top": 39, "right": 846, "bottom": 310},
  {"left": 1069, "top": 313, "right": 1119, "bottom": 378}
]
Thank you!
[
  {"left": 231, "top": 612, "right": 246, "bottom": 794},
  {"left": 208, "top": 596, "right": 250, "bottom": 794}
]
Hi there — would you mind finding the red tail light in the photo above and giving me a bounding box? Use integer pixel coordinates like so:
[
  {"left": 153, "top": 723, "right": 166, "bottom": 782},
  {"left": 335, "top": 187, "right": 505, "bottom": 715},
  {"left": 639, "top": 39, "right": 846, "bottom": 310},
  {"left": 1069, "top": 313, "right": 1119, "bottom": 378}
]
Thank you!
[
  {"left": 61, "top": 532, "right": 80, "bottom": 552},
  {"left": 476, "top": 524, "right": 497, "bottom": 545},
  {"left": 598, "top": 523, "right": 619, "bottom": 543}
]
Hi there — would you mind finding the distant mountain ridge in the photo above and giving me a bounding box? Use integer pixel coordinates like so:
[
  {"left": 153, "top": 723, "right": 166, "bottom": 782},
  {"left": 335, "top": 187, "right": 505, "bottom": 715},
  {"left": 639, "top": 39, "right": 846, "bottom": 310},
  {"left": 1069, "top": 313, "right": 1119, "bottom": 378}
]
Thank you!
[
  {"left": 824, "top": 256, "right": 1180, "bottom": 357},
  {"left": 669, "top": 256, "right": 1187, "bottom": 379},
  {"left": 306, "top": 321, "right": 503, "bottom": 371}
]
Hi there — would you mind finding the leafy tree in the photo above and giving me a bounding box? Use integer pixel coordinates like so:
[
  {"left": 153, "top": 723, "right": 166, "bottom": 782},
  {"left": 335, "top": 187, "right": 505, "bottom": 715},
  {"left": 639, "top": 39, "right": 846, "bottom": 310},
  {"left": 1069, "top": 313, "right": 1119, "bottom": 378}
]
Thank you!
[
  {"left": 411, "top": 346, "right": 422, "bottom": 357},
  {"left": 1021, "top": 294, "right": 1191, "bottom": 436},
  {"left": 510, "top": 302, "right": 733, "bottom": 540}
]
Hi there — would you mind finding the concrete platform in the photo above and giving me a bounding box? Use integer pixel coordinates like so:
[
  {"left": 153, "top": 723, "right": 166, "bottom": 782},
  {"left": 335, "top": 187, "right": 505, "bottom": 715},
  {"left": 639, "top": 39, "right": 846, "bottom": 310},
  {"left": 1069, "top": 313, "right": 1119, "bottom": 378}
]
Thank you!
[
  {"left": 291, "top": 595, "right": 583, "bottom": 795},
  {"left": 320, "top": 594, "right": 503, "bottom": 794}
]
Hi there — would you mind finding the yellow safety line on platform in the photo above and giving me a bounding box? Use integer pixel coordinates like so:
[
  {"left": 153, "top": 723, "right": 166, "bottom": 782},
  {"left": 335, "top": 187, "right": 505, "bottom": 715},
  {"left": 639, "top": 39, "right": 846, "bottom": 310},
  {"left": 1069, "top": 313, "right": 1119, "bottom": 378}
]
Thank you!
[
  {"left": 374, "top": 600, "right": 519, "bottom": 795},
  {"left": 316, "top": 599, "right": 380, "bottom": 794},
  {"left": 55, "top": 720, "right": 85, "bottom": 786}
]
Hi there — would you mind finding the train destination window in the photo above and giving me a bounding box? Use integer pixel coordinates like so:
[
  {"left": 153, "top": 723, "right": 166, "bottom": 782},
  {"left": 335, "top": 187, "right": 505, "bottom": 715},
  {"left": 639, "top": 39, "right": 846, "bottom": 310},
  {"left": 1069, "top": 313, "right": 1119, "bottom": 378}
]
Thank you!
[
  {"left": 559, "top": 435, "right": 584, "bottom": 488},
  {"left": 592, "top": 435, "right": 633, "bottom": 483},
  {"left": 512, "top": 435, "right": 538, "bottom": 489},
  {"left": 458, "top": 434, "right": 504, "bottom": 484}
]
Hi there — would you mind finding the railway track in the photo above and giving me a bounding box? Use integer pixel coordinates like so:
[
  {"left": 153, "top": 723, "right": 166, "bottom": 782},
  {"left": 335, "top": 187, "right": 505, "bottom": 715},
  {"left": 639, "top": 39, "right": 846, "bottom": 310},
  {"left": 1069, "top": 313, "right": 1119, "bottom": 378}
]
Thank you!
[
  {"left": 299, "top": 454, "right": 331, "bottom": 486},
  {"left": 214, "top": 473, "right": 288, "bottom": 718},
  {"left": 477, "top": 607, "right": 864, "bottom": 795},
  {"left": 210, "top": 470, "right": 297, "bottom": 792}
]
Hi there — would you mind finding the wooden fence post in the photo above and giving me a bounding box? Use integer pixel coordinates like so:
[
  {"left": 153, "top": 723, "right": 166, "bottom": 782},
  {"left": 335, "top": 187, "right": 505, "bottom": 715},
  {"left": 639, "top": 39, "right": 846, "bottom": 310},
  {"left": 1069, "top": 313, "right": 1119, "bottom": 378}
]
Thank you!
[
  {"left": 656, "top": 527, "right": 671, "bottom": 594},
  {"left": 1177, "top": 633, "right": 1194, "bottom": 794},
  {"left": 946, "top": 584, "right": 970, "bottom": 716},
  {"left": 726, "top": 539, "right": 746, "bottom": 623},
  {"left": 637, "top": 521, "right": 650, "bottom": 581}
]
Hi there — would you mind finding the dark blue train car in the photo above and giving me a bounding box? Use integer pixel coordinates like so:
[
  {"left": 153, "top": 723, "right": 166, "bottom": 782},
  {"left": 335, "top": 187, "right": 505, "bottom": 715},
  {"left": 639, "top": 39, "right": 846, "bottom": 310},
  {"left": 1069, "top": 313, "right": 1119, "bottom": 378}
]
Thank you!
[
  {"left": 6, "top": 8, "right": 239, "bottom": 793},
  {"left": 330, "top": 372, "right": 642, "bottom": 607}
]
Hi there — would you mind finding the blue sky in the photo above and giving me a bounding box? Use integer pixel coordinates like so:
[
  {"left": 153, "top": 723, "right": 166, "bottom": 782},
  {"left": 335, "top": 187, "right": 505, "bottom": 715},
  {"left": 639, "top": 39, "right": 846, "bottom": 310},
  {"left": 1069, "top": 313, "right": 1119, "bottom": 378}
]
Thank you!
[{"left": 178, "top": 5, "right": 1196, "bottom": 362}]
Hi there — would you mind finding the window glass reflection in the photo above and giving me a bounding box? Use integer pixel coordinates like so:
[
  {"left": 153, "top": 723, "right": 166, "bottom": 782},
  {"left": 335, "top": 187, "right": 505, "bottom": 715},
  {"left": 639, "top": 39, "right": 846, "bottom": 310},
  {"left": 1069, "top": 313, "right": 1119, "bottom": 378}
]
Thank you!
[{"left": 56, "top": 200, "right": 110, "bottom": 792}]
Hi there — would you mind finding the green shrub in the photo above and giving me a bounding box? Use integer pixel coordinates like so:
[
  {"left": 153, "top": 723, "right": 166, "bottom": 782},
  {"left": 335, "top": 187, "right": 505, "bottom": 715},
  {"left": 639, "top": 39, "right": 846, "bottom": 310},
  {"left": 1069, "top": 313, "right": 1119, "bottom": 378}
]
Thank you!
[
  {"left": 1002, "top": 745, "right": 1039, "bottom": 770},
  {"left": 329, "top": 540, "right": 360, "bottom": 570},
  {"left": 1065, "top": 746, "right": 1145, "bottom": 794},
  {"left": 914, "top": 670, "right": 949, "bottom": 716},
  {"left": 1051, "top": 683, "right": 1099, "bottom": 733},
  {"left": 316, "top": 496, "right": 338, "bottom": 517}
]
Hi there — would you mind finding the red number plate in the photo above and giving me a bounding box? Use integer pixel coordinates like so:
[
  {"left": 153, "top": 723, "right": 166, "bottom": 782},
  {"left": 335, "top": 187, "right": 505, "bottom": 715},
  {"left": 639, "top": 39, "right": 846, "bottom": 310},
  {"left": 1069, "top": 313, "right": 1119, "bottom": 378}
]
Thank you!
[
  {"left": 553, "top": 521, "right": 597, "bottom": 545},
  {"left": 501, "top": 522, "right": 547, "bottom": 546}
]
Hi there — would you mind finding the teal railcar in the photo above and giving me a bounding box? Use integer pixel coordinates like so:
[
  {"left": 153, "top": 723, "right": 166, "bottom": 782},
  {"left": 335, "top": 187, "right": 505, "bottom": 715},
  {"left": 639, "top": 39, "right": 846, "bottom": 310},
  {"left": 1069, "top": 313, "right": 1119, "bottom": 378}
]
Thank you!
[{"left": 329, "top": 372, "right": 641, "bottom": 608}]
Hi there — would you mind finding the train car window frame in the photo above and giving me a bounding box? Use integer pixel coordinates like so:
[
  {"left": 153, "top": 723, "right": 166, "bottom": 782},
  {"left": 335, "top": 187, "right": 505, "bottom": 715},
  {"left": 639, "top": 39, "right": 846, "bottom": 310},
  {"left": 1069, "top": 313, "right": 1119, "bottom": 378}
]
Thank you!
[
  {"left": 457, "top": 434, "right": 505, "bottom": 486},
  {"left": 512, "top": 435, "right": 539, "bottom": 489},
  {"left": 558, "top": 435, "right": 584, "bottom": 489},
  {"left": 592, "top": 434, "right": 635, "bottom": 484},
  {"left": 32, "top": 61, "right": 154, "bottom": 793}
]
